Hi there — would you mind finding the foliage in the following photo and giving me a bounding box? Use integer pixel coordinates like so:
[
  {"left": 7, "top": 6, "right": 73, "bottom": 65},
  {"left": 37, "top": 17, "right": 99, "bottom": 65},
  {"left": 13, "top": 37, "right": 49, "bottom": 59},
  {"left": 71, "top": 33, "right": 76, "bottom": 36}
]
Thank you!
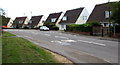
[
  {"left": 66, "top": 24, "right": 92, "bottom": 32},
  {"left": 51, "top": 26, "right": 59, "bottom": 30},
  {"left": 44, "top": 21, "right": 59, "bottom": 30},
  {"left": 110, "top": 2, "right": 120, "bottom": 24},
  {"left": 0, "top": 8, "right": 6, "bottom": 16},
  {"left": 66, "top": 22, "right": 101, "bottom": 32},
  {"left": 0, "top": 8, "right": 10, "bottom": 26},
  {"left": 2, "top": 16, "right": 10, "bottom": 26},
  {"left": 87, "top": 22, "right": 101, "bottom": 27}
]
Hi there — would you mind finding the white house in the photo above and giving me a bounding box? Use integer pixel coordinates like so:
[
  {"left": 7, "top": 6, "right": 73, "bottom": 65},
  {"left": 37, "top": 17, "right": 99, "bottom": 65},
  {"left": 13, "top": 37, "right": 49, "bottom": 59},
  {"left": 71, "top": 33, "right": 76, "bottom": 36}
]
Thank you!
[
  {"left": 28, "top": 15, "right": 44, "bottom": 28},
  {"left": 13, "top": 17, "right": 29, "bottom": 28},
  {"left": 59, "top": 7, "right": 89, "bottom": 30},
  {"left": 6, "top": 18, "right": 14, "bottom": 28}
]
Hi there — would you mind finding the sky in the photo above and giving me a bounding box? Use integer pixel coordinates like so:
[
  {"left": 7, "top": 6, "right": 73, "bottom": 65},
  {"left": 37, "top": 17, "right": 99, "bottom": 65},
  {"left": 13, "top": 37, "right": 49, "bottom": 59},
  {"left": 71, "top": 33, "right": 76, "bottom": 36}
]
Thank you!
[{"left": 0, "top": 0, "right": 119, "bottom": 20}]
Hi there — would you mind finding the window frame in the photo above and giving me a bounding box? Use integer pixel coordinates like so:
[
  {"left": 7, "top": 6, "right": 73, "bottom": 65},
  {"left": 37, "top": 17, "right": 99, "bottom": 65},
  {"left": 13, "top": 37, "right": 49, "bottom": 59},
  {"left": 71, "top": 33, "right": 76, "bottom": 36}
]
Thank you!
[{"left": 62, "top": 16, "right": 67, "bottom": 21}]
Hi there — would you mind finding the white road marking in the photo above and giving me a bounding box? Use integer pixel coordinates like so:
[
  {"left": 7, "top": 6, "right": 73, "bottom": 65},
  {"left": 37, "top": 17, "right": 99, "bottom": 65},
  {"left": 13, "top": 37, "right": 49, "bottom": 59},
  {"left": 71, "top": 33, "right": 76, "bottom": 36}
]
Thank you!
[
  {"left": 44, "top": 34, "right": 51, "bottom": 36},
  {"left": 51, "top": 41, "right": 71, "bottom": 45},
  {"left": 55, "top": 36, "right": 69, "bottom": 39},
  {"left": 78, "top": 40, "right": 106, "bottom": 46},
  {"left": 61, "top": 40, "right": 77, "bottom": 43}
]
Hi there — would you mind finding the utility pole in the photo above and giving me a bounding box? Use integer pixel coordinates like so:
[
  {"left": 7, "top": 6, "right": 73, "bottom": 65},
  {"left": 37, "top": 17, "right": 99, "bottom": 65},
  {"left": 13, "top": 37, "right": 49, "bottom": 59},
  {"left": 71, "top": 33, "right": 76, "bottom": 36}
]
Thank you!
[
  {"left": 31, "top": 11, "right": 32, "bottom": 17},
  {"left": 23, "top": 13, "right": 25, "bottom": 16}
]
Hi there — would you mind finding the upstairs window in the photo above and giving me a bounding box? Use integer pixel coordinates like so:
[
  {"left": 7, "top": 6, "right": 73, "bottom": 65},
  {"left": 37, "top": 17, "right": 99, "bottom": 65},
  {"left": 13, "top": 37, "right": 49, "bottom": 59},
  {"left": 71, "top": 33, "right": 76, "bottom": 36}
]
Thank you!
[
  {"left": 19, "top": 21, "right": 23, "bottom": 24},
  {"left": 105, "top": 11, "right": 111, "bottom": 18},
  {"left": 29, "top": 20, "right": 32, "bottom": 23},
  {"left": 10, "top": 22, "right": 13, "bottom": 24},
  {"left": 51, "top": 18, "right": 57, "bottom": 22},
  {"left": 62, "top": 16, "right": 67, "bottom": 21},
  {"left": 82, "top": 16, "right": 87, "bottom": 20}
]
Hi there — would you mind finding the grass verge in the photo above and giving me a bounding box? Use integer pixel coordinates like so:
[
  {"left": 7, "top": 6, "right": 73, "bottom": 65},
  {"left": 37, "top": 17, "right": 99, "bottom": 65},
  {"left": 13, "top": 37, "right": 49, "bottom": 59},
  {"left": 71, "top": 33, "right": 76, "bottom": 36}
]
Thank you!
[{"left": 2, "top": 32, "right": 59, "bottom": 63}]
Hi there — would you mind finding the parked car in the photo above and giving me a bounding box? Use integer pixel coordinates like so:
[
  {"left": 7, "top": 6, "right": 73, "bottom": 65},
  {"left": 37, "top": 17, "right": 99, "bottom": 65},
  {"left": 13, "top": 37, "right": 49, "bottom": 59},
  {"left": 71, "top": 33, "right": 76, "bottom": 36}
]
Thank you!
[{"left": 39, "top": 26, "right": 49, "bottom": 31}]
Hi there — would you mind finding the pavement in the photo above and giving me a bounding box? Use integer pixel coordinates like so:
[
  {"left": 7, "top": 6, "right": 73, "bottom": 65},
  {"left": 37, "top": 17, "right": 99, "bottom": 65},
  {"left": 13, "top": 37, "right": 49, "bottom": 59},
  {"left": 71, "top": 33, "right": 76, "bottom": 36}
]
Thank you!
[{"left": 3, "top": 29, "right": 119, "bottom": 65}]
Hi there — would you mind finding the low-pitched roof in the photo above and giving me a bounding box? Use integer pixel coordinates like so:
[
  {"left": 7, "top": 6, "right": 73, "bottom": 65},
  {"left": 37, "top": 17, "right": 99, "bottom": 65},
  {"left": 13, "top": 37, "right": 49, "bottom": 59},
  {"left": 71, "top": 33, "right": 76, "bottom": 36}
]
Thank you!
[
  {"left": 45, "top": 12, "right": 62, "bottom": 23},
  {"left": 87, "top": 3, "right": 111, "bottom": 23},
  {"left": 59, "top": 7, "right": 84, "bottom": 24},
  {"left": 28, "top": 15, "right": 43, "bottom": 27}
]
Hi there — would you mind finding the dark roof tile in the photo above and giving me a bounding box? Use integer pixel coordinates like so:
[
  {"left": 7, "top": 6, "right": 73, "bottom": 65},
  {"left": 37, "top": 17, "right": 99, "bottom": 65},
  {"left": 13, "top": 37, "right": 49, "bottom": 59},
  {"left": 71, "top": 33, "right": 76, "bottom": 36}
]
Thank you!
[
  {"left": 28, "top": 15, "right": 43, "bottom": 27},
  {"left": 87, "top": 2, "right": 112, "bottom": 23},
  {"left": 59, "top": 7, "right": 84, "bottom": 24},
  {"left": 45, "top": 12, "right": 62, "bottom": 23}
]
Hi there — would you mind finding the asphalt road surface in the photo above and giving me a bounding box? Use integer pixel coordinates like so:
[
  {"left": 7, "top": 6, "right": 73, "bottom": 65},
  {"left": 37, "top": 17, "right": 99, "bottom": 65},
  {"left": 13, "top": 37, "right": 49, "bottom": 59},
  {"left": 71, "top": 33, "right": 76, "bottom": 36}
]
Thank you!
[{"left": 4, "top": 29, "right": 119, "bottom": 64}]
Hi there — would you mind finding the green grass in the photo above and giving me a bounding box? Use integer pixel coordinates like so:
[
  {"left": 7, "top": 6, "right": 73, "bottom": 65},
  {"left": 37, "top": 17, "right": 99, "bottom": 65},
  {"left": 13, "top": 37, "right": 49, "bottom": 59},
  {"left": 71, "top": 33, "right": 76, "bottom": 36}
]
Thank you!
[
  {"left": 0, "top": 34, "right": 2, "bottom": 64},
  {"left": 2, "top": 32, "right": 59, "bottom": 63}
]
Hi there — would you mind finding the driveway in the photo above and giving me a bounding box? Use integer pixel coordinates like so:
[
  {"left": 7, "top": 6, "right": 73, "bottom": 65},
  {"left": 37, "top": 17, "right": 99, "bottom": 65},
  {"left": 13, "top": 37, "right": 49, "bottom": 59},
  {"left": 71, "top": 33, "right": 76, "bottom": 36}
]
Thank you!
[{"left": 4, "top": 29, "right": 119, "bottom": 64}]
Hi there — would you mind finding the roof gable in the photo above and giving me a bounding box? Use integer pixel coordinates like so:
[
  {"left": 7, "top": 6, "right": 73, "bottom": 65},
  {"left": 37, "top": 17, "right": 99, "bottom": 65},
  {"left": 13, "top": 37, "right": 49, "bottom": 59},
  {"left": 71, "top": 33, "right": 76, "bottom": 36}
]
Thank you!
[
  {"left": 45, "top": 12, "right": 62, "bottom": 23},
  {"left": 87, "top": 2, "right": 113, "bottom": 23},
  {"left": 29, "top": 15, "right": 43, "bottom": 26},
  {"left": 14, "top": 17, "right": 27, "bottom": 22},
  {"left": 59, "top": 7, "right": 84, "bottom": 24}
]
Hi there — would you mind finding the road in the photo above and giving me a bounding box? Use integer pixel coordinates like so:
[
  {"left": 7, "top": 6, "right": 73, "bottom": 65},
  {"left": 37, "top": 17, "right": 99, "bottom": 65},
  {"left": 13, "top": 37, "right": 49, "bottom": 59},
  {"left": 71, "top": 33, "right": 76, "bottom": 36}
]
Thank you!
[{"left": 4, "top": 29, "right": 119, "bottom": 64}]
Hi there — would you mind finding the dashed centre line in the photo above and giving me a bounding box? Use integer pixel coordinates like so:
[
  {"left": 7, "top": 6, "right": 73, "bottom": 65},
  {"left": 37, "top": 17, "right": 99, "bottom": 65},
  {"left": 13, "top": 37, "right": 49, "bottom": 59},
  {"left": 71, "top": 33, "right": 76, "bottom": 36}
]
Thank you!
[
  {"left": 78, "top": 40, "right": 106, "bottom": 46},
  {"left": 55, "top": 36, "right": 69, "bottom": 39}
]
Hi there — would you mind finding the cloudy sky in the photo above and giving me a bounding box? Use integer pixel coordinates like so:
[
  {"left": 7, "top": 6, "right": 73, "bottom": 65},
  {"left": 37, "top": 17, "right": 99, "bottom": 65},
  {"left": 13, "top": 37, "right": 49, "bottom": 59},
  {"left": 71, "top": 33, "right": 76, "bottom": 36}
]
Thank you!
[{"left": 0, "top": 0, "right": 118, "bottom": 20}]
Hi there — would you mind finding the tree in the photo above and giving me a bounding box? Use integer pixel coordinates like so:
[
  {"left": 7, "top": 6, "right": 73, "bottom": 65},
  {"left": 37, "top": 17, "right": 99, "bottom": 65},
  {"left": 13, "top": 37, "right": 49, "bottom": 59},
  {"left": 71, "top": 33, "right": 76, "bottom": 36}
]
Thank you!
[
  {"left": 0, "top": 8, "right": 10, "bottom": 26},
  {"left": 111, "top": 2, "right": 120, "bottom": 24},
  {"left": 0, "top": 8, "right": 6, "bottom": 16}
]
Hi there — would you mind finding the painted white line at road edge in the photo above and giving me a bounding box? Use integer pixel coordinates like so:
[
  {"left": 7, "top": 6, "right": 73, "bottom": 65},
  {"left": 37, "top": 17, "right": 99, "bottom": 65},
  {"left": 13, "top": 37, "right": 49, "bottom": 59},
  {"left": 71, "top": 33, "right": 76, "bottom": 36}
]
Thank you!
[{"left": 78, "top": 40, "right": 106, "bottom": 46}]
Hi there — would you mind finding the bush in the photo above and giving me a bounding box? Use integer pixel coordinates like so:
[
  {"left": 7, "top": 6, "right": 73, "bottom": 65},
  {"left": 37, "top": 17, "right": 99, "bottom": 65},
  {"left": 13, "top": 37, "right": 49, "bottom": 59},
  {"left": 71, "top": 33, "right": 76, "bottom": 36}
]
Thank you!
[
  {"left": 66, "top": 24, "right": 92, "bottom": 32},
  {"left": 87, "top": 22, "right": 101, "bottom": 26},
  {"left": 51, "top": 26, "right": 59, "bottom": 30},
  {"left": 66, "top": 22, "right": 101, "bottom": 32}
]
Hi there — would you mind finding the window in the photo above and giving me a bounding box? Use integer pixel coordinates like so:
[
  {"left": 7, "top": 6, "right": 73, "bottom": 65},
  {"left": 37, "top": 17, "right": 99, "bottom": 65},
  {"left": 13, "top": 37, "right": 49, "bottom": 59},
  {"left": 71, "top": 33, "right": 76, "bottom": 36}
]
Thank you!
[
  {"left": 105, "top": 11, "right": 111, "bottom": 18},
  {"left": 10, "top": 22, "right": 13, "bottom": 24},
  {"left": 62, "top": 16, "right": 67, "bottom": 21},
  {"left": 19, "top": 21, "right": 23, "bottom": 24},
  {"left": 51, "top": 18, "right": 57, "bottom": 22},
  {"left": 29, "top": 21, "right": 32, "bottom": 23},
  {"left": 82, "top": 16, "right": 87, "bottom": 20}
]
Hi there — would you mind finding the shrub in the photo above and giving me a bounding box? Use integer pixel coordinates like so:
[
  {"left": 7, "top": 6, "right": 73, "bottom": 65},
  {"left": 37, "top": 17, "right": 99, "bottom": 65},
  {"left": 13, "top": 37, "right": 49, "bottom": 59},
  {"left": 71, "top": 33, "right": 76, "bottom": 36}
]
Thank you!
[
  {"left": 87, "top": 22, "right": 101, "bottom": 27},
  {"left": 66, "top": 24, "right": 92, "bottom": 32},
  {"left": 51, "top": 26, "right": 59, "bottom": 30}
]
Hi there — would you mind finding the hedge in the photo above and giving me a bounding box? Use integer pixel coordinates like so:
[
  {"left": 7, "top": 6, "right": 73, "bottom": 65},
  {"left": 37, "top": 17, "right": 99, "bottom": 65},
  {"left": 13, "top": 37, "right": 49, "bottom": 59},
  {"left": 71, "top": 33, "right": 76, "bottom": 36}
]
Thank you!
[
  {"left": 66, "top": 24, "right": 92, "bottom": 32},
  {"left": 66, "top": 22, "right": 101, "bottom": 32}
]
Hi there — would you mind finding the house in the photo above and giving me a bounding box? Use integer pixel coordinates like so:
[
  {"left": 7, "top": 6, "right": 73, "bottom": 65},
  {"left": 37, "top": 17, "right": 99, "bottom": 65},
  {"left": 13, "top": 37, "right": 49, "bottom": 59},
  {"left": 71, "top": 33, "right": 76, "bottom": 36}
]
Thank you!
[
  {"left": 6, "top": 18, "right": 14, "bottom": 28},
  {"left": 44, "top": 12, "right": 63, "bottom": 27},
  {"left": 59, "top": 7, "right": 89, "bottom": 30},
  {"left": 28, "top": 15, "right": 43, "bottom": 28},
  {"left": 87, "top": 2, "right": 112, "bottom": 27},
  {"left": 2, "top": 18, "right": 14, "bottom": 28},
  {"left": 13, "top": 17, "right": 29, "bottom": 28}
]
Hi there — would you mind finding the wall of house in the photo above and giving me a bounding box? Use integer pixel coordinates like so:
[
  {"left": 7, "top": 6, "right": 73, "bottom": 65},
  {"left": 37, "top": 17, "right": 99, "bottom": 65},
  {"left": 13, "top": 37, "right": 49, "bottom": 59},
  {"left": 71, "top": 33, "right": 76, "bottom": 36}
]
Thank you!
[
  {"left": 56, "top": 13, "right": 64, "bottom": 27},
  {"left": 22, "top": 18, "right": 29, "bottom": 28},
  {"left": 7, "top": 19, "right": 13, "bottom": 28},
  {"left": 75, "top": 8, "right": 89, "bottom": 24},
  {"left": 37, "top": 16, "right": 44, "bottom": 28},
  {"left": 24, "top": 18, "right": 29, "bottom": 24}
]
